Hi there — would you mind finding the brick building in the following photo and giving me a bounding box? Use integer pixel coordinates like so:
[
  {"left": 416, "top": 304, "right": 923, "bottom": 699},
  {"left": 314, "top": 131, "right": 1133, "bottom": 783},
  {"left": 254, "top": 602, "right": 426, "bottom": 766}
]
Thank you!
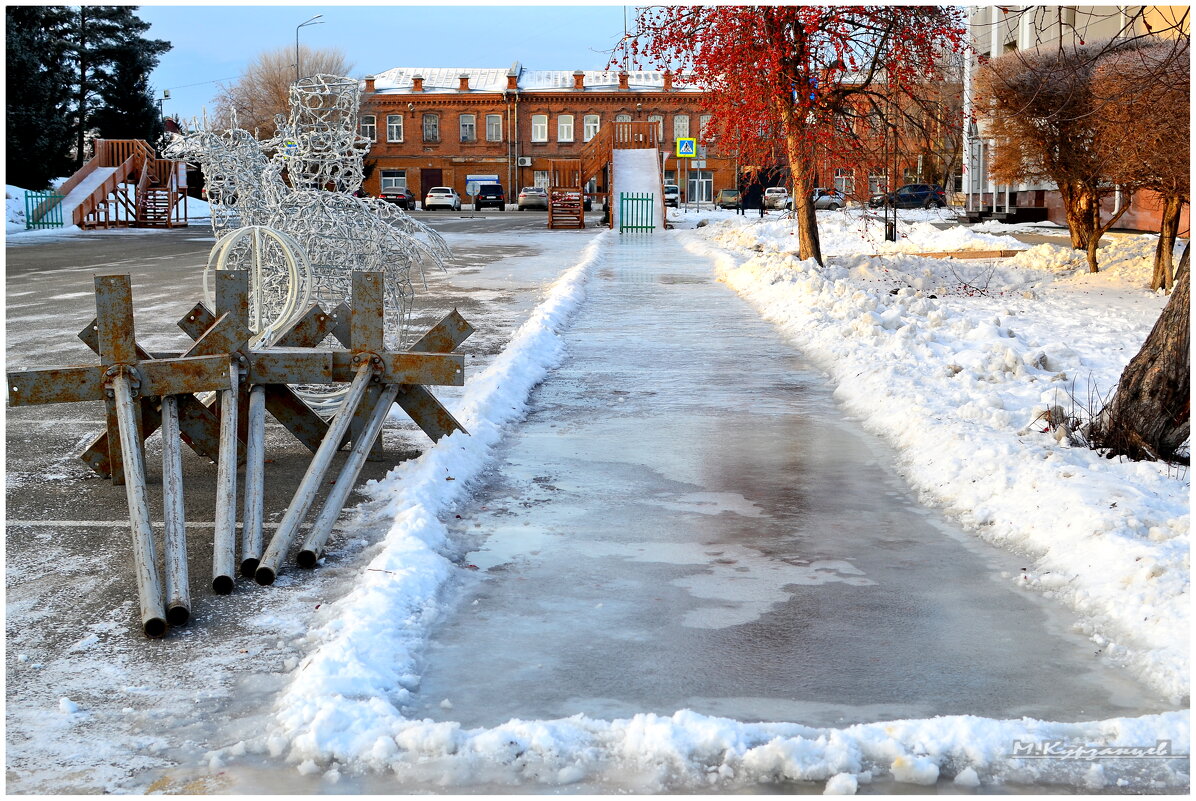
[{"left": 358, "top": 64, "right": 736, "bottom": 205}]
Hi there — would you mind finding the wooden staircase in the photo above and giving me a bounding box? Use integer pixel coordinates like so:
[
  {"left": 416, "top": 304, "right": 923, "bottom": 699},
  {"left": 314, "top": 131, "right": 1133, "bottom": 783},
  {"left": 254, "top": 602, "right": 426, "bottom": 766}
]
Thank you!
[
  {"left": 65, "top": 139, "right": 187, "bottom": 230},
  {"left": 574, "top": 122, "right": 665, "bottom": 230}
]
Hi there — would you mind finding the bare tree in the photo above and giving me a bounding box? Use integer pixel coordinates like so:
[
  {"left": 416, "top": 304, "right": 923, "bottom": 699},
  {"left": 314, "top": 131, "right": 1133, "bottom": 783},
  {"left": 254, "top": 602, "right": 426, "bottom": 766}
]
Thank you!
[
  {"left": 1088, "top": 245, "right": 1190, "bottom": 463},
  {"left": 1092, "top": 39, "right": 1190, "bottom": 292},
  {"left": 211, "top": 45, "right": 351, "bottom": 136}
]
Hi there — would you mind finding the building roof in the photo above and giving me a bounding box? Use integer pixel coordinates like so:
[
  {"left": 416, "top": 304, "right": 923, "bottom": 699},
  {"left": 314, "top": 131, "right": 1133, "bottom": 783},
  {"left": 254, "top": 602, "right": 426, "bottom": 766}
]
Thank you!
[{"left": 369, "top": 65, "right": 702, "bottom": 94}]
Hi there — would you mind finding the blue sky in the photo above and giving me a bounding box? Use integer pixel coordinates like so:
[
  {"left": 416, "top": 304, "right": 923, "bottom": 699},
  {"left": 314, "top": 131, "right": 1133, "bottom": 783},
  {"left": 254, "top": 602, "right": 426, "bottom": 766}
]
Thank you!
[{"left": 137, "top": 4, "right": 636, "bottom": 122}]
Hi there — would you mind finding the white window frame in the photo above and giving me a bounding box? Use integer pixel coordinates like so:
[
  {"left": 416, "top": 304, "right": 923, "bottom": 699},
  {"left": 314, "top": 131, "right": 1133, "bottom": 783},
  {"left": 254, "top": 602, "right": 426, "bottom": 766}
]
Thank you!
[
  {"left": 486, "top": 113, "right": 502, "bottom": 142},
  {"left": 615, "top": 113, "right": 632, "bottom": 123},
  {"left": 360, "top": 115, "right": 376, "bottom": 141},
  {"left": 647, "top": 114, "right": 663, "bottom": 139},
  {"left": 673, "top": 114, "right": 689, "bottom": 140},
  {"left": 583, "top": 114, "right": 600, "bottom": 141},
  {"left": 422, "top": 113, "right": 439, "bottom": 142},
  {"left": 834, "top": 168, "right": 854, "bottom": 195},
  {"left": 380, "top": 169, "right": 406, "bottom": 192},
  {"left": 459, "top": 113, "right": 476, "bottom": 142},
  {"left": 531, "top": 114, "right": 548, "bottom": 142},
  {"left": 533, "top": 169, "right": 550, "bottom": 189},
  {"left": 557, "top": 114, "right": 574, "bottom": 142},
  {"left": 385, "top": 114, "right": 402, "bottom": 143},
  {"left": 868, "top": 170, "right": 888, "bottom": 195}
]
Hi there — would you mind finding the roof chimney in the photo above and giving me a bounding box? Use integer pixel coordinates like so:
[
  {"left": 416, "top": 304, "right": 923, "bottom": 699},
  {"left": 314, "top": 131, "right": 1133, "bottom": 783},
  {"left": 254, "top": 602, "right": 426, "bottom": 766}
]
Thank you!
[
  {"left": 459, "top": 73, "right": 470, "bottom": 91},
  {"left": 572, "top": 69, "right": 585, "bottom": 90},
  {"left": 507, "top": 67, "right": 519, "bottom": 91},
  {"left": 618, "top": 71, "right": 630, "bottom": 90},
  {"left": 364, "top": 75, "right": 376, "bottom": 93},
  {"left": 662, "top": 71, "right": 673, "bottom": 92},
  {"left": 412, "top": 74, "right": 424, "bottom": 92}
]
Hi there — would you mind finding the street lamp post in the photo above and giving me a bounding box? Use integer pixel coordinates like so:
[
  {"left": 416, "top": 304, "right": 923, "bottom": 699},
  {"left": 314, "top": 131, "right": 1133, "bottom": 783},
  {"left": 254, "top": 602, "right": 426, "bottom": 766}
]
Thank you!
[{"left": 295, "top": 14, "right": 325, "bottom": 86}]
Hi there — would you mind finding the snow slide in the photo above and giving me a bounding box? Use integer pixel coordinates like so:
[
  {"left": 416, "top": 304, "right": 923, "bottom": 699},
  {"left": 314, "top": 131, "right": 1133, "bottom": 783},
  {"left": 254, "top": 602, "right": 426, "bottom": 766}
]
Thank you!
[
  {"left": 53, "top": 166, "right": 118, "bottom": 224},
  {"left": 610, "top": 148, "right": 665, "bottom": 231}
]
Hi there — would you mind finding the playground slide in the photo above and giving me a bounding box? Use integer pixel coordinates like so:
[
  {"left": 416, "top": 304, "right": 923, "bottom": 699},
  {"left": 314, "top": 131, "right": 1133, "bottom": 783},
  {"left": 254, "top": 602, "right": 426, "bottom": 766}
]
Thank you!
[
  {"left": 610, "top": 148, "right": 665, "bottom": 231},
  {"left": 54, "top": 167, "right": 119, "bottom": 224}
]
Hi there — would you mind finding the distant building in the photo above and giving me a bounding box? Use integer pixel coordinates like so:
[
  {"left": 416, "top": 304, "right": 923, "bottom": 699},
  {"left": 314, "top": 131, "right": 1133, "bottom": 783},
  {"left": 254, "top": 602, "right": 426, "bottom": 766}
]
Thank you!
[
  {"left": 963, "top": 5, "right": 1190, "bottom": 230},
  {"left": 359, "top": 64, "right": 736, "bottom": 205}
]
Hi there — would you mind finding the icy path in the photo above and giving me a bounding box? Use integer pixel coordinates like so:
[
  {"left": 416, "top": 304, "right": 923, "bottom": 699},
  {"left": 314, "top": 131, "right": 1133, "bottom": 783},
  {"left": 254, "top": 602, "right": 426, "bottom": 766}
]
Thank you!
[{"left": 413, "top": 233, "right": 1165, "bottom": 730}]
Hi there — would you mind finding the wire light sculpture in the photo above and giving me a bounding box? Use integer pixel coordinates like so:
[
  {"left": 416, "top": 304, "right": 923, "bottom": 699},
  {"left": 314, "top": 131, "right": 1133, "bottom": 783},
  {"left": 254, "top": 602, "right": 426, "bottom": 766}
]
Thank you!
[{"left": 163, "top": 74, "right": 451, "bottom": 350}]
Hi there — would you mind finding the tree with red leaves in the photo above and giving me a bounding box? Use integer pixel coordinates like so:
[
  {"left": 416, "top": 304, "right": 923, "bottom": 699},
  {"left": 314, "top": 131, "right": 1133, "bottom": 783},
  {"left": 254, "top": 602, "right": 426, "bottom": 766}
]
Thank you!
[{"left": 617, "top": 6, "right": 968, "bottom": 265}]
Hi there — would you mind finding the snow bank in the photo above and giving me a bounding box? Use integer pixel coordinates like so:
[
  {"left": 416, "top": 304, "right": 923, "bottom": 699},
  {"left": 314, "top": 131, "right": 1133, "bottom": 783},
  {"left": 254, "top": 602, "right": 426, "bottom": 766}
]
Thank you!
[
  {"left": 682, "top": 219, "right": 1189, "bottom": 703},
  {"left": 266, "top": 230, "right": 611, "bottom": 765}
]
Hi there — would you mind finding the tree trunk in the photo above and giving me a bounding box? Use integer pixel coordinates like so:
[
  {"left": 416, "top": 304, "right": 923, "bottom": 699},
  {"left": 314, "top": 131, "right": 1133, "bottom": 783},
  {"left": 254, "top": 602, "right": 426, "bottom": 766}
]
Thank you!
[
  {"left": 1152, "top": 194, "right": 1183, "bottom": 292},
  {"left": 1060, "top": 181, "right": 1101, "bottom": 254},
  {"left": 774, "top": 91, "right": 822, "bottom": 266},
  {"left": 1088, "top": 245, "right": 1190, "bottom": 462}
]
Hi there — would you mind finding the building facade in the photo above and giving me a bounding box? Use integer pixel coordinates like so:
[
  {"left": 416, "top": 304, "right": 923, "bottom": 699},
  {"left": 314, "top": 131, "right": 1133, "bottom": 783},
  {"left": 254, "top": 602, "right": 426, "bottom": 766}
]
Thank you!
[
  {"left": 359, "top": 65, "right": 736, "bottom": 205},
  {"left": 963, "top": 5, "right": 1189, "bottom": 230}
]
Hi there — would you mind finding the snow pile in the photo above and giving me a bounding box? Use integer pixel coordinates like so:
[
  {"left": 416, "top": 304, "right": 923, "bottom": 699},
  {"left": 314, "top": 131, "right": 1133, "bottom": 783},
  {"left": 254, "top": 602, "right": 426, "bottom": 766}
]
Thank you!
[
  {"left": 682, "top": 220, "right": 1189, "bottom": 703},
  {"left": 265, "top": 230, "right": 611, "bottom": 766},
  {"left": 1011, "top": 236, "right": 1165, "bottom": 283},
  {"left": 704, "top": 209, "right": 1029, "bottom": 257}
]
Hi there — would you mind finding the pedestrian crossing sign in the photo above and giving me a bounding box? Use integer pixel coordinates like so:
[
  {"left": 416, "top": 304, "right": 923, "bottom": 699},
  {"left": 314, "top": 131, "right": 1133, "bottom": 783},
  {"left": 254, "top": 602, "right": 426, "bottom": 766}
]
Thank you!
[{"left": 676, "top": 137, "right": 697, "bottom": 158}]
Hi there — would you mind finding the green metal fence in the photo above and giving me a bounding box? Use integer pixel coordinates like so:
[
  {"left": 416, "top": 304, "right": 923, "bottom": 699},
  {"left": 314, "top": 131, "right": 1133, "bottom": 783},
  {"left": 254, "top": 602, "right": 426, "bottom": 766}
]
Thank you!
[
  {"left": 25, "top": 191, "right": 65, "bottom": 230},
  {"left": 619, "top": 192, "right": 655, "bottom": 233}
]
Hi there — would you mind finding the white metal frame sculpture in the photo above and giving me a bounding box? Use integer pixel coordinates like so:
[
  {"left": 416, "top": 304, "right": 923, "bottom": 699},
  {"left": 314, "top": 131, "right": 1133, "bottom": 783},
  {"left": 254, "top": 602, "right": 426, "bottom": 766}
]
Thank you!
[{"left": 163, "top": 74, "right": 451, "bottom": 350}]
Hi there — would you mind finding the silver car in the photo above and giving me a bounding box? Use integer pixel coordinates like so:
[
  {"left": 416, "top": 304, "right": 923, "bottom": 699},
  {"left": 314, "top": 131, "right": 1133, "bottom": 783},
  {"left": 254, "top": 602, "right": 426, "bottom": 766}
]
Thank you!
[
  {"left": 812, "top": 188, "right": 846, "bottom": 210},
  {"left": 517, "top": 186, "right": 548, "bottom": 211}
]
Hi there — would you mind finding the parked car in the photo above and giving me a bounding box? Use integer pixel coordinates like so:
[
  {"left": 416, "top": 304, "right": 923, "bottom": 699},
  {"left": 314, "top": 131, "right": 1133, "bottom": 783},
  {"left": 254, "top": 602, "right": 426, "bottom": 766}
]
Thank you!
[
  {"left": 663, "top": 184, "right": 681, "bottom": 207},
  {"left": 379, "top": 187, "right": 416, "bottom": 209},
  {"left": 424, "top": 186, "right": 461, "bottom": 211},
  {"left": 764, "top": 187, "right": 792, "bottom": 209},
  {"left": 811, "top": 187, "right": 846, "bottom": 210},
  {"left": 517, "top": 186, "right": 548, "bottom": 210},
  {"left": 716, "top": 188, "right": 741, "bottom": 209},
  {"left": 868, "top": 183, "right": 947, "bottom": 209},
  {"left": 475, "top": 184, "right": 506, "bottom": 210}
]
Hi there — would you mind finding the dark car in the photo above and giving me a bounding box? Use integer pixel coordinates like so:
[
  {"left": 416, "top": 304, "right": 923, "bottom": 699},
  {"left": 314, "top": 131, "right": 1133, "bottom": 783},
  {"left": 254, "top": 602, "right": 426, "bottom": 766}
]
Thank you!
[
  {"left": 868, "top": 183, "right": 947, "bottom": 209},
  {"left": 475, "top": 184, "right": 506, "bottom": 210},
  {"left": 380, "top": 187, "right": 416, "bottom": 209},
  {"left": 716, "top": 188, "right": 741, "bottom": 209}
]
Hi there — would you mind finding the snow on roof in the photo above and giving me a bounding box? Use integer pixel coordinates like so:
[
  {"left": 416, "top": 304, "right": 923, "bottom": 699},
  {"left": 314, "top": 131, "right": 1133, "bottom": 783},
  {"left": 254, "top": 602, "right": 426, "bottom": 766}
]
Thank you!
[{"left": 369, "top": 67, "right": 703, "bottom": 94}]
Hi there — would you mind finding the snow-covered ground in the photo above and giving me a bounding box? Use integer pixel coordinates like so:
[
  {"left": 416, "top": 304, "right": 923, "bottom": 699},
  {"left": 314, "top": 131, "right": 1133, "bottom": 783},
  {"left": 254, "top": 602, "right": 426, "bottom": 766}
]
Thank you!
[{"left": 6, "top": 208, "right": 1189, "bottom": 792}]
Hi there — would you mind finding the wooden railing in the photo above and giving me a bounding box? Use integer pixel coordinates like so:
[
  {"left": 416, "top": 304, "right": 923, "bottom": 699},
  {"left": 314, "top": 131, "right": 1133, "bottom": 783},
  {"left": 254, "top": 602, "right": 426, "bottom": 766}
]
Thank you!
[{"left": 96, "top": 139, "right": 155, "bottom": 169}]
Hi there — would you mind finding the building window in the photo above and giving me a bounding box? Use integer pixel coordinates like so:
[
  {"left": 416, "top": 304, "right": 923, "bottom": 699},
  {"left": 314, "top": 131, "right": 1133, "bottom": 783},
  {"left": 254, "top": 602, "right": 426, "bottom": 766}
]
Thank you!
[
  {"left": 615, "top": 113, "right": 632, "bottom": 123},
  {"left": 531, "top": 114, "right": 548, "bottom": 142},
  {"left": 647, "top": 114, "right": 663, "bottom": 139},
  {"left": 673, "top": 114, "right": 689, "bottom": 140},
  {"left": 459, "top": 114, "right": 476, "bottom": 142},
  {"left": 834, "top": 168, "right": 854, "bottom": 195},
  {"left": 699, "top": 114, "right": 712, "bottom": 139},
  {"left": 583, "top": 114, "right": 600, "bottom": 141},
  {"left": 664, "top": 169, "right": 676, "bottom": 184},
  {"left": 386, "top": 114, "right": 403, "bottom": 142},
  {"left": 360, "top": 115, "right": 376, "bottom": 141},
  {"left": 486, "top": 114, "right": 502, "bottom": 142},
  {"left": 380, "top": 169, "right": 406, "bottom": 192},
  {"left": 533, "top": 169, "right": 549, "bottom": 189},
  {"left": 558, "top": 114, "right": 574, "bottom": 142},
  {"left": 868, "top": 170, "right": 888, "bottom": 194},
  {"left": 422, "top": 113, "right": 439, "bottom": 142}
]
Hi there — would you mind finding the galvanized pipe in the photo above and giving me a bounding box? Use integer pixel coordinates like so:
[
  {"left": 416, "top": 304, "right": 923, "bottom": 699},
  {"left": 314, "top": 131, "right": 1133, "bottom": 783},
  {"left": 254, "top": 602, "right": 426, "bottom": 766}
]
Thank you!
[
  {"left": 255, "top": 363, "right": 375, "bottom": 585},
  {"left": 112, "top": 372, "right": 167, "bottom": 638},
  {"left": 160, "top": 395, "right": 190, "bottom": 626},
  {"left": 297, "top": 383, "right": 399, "bottom": 568},
  {"left": 240, "top": 384, "right": 267, "bottom": 577},
  {"left": 212, "top": 364, "right": 240, "bottom": 594}
]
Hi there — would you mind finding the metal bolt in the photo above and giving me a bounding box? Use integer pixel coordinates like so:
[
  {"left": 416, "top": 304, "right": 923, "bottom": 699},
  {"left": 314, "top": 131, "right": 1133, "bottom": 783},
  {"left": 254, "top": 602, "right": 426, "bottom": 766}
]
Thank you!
[
  {"left": 372, "top": 356, "right": 381, "bottom": 364},
  {"left": 106, "top": 367, "right": 117, "bottom": 376}
]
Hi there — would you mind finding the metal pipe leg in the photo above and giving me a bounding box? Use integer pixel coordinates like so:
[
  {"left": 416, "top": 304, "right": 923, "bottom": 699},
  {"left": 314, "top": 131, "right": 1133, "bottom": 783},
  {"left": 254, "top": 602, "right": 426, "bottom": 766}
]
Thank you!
[
  {"left": 297, "top": 383, "right": 400, "bottom": 568},
  {"left": 212, "top": 366, "right": 240, "bottom": 594},
  {"left": 255, "top": 364, "right": 375, "bottom": 585},
  {"left": 112, "top": 373, "right": 167, "bottom": 638},
  {"left": 240, "top": 385, "right": 266, "bottom": 577},
  {"left": 160, "top": 395, "right": 190, "bottom": 626}
]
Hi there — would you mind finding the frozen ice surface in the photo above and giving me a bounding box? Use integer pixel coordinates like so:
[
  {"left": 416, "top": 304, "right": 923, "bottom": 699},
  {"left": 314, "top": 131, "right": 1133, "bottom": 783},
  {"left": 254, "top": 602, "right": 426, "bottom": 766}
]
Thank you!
[{"left": 411, "top": 234, "right": 1167, "bottom": 730}]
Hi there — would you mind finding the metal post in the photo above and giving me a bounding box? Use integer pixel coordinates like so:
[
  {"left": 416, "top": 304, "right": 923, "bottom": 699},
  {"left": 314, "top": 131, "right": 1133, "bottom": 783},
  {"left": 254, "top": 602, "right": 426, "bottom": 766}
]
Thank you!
[
  {"left": 255, "top": 363, "right": 375, "bottom": 585},
  {"left": 111, "top": 372, "right": 167, "bottom": 638},
  {"left": 297, "top": 383, "right": 400, "bottom": 568},
  {"left": 240, "top": 384, "right": 267, "bottom": 577},
  {"left": 160, "top": 395, "right": 190, "bottom": 626},
  {"left": 212, "top": 365, "right": 240, "bottom": 595}
]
